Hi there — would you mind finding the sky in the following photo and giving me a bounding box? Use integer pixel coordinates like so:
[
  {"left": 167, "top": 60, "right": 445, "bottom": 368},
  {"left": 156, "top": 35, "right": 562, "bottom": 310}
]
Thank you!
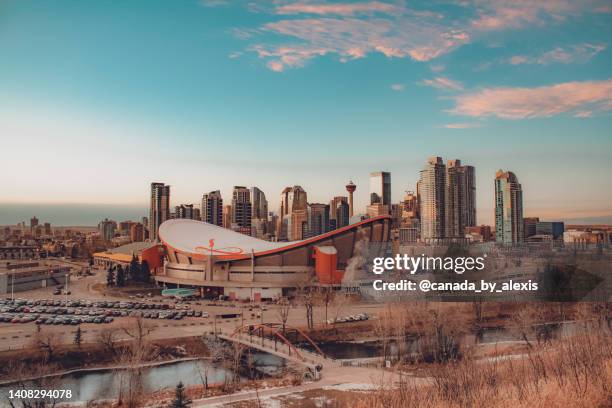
[{"left": 1, "top": 0, "right": 611, "bottom": 226}]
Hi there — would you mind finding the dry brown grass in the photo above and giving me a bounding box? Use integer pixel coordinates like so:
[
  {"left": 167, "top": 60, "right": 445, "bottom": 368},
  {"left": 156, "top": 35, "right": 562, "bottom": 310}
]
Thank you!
[{"left": 354, "top": 326, "right": 612, "bottom": 408}]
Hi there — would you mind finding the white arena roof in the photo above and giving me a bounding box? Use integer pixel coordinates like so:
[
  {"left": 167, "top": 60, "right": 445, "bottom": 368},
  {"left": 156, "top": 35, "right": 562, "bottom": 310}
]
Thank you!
[{"left": 158, "top": 219, "right": 293, "bottom": 257}]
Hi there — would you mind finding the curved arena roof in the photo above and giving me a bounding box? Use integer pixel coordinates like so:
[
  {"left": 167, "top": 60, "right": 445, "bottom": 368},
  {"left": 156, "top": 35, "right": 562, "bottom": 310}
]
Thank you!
[{"left": 158, "top": 215, "right": 391, "bottom": 261}]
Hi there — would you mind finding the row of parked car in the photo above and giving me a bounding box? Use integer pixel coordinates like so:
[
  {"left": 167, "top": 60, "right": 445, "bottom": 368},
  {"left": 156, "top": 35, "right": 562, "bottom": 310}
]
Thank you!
[
  {"left": 0, "top": 313, "right": 114, "bottom": 325},
  {"left": 3, "top": 298, "right": 182, "bottom": 310},
  {"left": 327, "top": 313, "right": 370, "bottom": 325},
  {"left": 0, "top": 297, "right": 208, "bottom": 325}
]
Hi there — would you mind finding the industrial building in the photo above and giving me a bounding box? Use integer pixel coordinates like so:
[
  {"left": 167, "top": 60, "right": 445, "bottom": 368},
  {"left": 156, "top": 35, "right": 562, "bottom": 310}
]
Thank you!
[{"left": 0, "top": 261, "right": 70, "bottom": 294}]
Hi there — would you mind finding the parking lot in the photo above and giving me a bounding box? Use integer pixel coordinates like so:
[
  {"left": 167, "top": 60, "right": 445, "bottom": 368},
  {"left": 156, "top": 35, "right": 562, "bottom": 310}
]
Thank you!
[{"left": 0, "top": 298, "right": 209, "bottom": 326}]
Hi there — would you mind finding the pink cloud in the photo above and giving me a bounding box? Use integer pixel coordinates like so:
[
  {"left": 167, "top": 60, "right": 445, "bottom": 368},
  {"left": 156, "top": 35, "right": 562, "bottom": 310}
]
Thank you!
[
  {"left": 470, "top": 0, "right": 578, "bottom": 31},
  {"left": 449, "top": 79, "right": 612, "bottom": 119},
  {"left": 390, "top": 83, "right": 405, "bottom": 91},
  {"left": 249, "top": 12, "right": 469, "bottom": 71},
  {"left": 537, "top": 43, "right": 606, "bottom": 64},
  {"left": 420, "top": 76, "right": 464, "bottom": 91},
  {"left": 509, "top": 55, "right": 527, "bottom": 65},
  {"left": 508, "top": 44, "right": 606, "bottom": 66},
  {"left": 276, "top": 2, "right": 400, "bottom": 16}
]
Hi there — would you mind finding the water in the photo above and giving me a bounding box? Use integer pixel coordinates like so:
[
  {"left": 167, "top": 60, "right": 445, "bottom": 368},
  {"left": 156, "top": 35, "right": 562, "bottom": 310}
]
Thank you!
[
  {"left": 0, "top": 203, "right": 147, "bottom": 226},
  {"left": 0, "top": 350, "right": 286, "bottom": 404},
  {"left": 303, "top": 341, "right": 383, "bottom": 359}
]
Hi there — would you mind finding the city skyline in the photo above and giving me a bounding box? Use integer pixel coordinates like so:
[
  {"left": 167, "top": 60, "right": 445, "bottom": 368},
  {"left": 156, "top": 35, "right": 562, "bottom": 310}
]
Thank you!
[{"left": 1, "top": 1, "right": 611, "bottom": 225}]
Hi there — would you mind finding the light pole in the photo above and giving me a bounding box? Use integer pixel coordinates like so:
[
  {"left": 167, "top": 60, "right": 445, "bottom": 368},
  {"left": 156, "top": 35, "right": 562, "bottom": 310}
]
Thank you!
[
  {"left": 65, "top": 273, "right": 69, "bottom": 304},
  {"left": 11, "top": 274, "right": 14, "bottom": 302}
]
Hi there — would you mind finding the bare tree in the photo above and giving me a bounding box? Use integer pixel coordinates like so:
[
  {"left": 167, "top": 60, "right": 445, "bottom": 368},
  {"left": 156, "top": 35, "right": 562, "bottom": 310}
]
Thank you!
[
  {"left": 276, "top": 297, "right": 291, "bottom": 335},
  {"left": 33, "top": 330, "right": 59, "bottom": 362},
  {"left": 296, "top": 279, "right": 316, "bottom": 330},
  {"left": 121, "top": 316, "right": 154, "bottom": 351},
  {"left": 98, "top": 327, "right": 119, "bottom": 356},
  {"left": 330, "top": 292, "right": 350, "bottom": 327}
]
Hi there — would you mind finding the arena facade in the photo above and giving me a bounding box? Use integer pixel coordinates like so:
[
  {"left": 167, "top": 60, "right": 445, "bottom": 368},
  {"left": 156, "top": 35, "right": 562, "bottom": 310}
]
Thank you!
[{"left": 155, "top": 215, "right": 391, "bottom": 300}]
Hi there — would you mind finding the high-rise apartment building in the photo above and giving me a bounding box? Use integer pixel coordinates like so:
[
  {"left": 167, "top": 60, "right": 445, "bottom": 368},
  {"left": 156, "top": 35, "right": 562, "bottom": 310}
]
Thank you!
[
  {"left": 150, "top": 182, "right": 170, "bottom": 241},
  {"left": 175, "top": 204, "right": 190, "bottom": 219},
  {"left": 130, "top": 223, "right": 144, "bottom": 242},
  {"left": 231, "top": 186, "right": 252, "bottom": 233},
  {"left": 201, "top": 190, "right": 223, "bottom": 226},
  {"left": 445, "top": 159, "right": 476, "bottom": 238},
  {"left": 495, "top": 170, "right": 524, "bottom": 244},
  {"left": 98, "top": 218, "right": 117, "bottom": 242},
  {"left": 250, "top": 187, "right": 269, "bottom": 221},
  {"left": 369, "top": 171, "right": 391, "bottom": 209},
  {"left": 419, "top": 157, "right": 446, "bottom": 241},
  {"left": 307, "top": 203, "right": 330, "bottom": 238}
]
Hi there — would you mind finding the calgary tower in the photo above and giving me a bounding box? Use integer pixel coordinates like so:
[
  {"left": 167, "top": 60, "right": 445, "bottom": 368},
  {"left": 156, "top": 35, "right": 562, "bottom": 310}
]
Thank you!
[{"left": 345, "top": 180, "right": 357, "bottom": 217}]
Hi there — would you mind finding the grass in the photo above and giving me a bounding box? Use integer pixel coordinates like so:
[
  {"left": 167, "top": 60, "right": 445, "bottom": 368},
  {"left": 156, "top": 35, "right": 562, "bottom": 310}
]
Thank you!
[{"left": 355, "top": 324, "right": 612, "bottom": 408}]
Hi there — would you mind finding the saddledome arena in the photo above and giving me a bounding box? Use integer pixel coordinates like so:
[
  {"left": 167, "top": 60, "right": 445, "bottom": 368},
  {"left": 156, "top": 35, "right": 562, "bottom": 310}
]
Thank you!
[{"left": 155, "top": 215, "right": 391, "bottom": 301}]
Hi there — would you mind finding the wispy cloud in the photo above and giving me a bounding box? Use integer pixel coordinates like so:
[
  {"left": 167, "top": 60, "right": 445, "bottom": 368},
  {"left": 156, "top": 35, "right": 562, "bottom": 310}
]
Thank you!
[
  {"left": 469, "top": 0, "right": 610, "bottom": 31},
  {"left": 444, "top": 122, "right": 482, "bottom": 129},
  {"left": 420, "top": 76, "right": 463, "bottom": 91},
  {"left": 449, "top": 79, "right": 612, "bottom": 119},
  {"left": 509, "top": 43, "right": 606, "bottom": 65},
  {"left": 275, "top": 2, "right": 401, "bottom": 16},
  {"left": 242, "top": 2, "right": 469, "bottom": 72},
  {"left": 390, "top": 83, "right": 405, "bottom": 91}
]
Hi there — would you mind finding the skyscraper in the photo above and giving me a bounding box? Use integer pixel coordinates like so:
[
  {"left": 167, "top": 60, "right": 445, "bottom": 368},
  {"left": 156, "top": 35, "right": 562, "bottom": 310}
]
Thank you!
[
  {"left": 250, "top": 187, "right": 269, "bottom": 221},
  {"left": 369, "top": 171, "right": 391, "bottom": 207},
  {"left": 307, "top": 203, "right": 330, "bottom": 238},
  {"left": 495, "top": 170, "right": 524, "bottom": 244},
  {"left": 231, "top": 186, "right": 252, "bottom": 234},
  {"left": 150, "top": 182, "right": 170, "bottom": 241},
  {"left": 201, "top": 190, "right": 223, "bottom": 226},
  {"left": 279, "top": 186, "right": 307, "bottom": 240},
  {"left": 445, "top": 159, "right": 476, "bottom": 238},
  {"left": 335, "top": 200, "right": 350, "bottom": 229},
  {"left": 329, "top": 196, "right": 348, "bottom": 230},
  {"left": 279, "top": 186, "right": 307, "bottom": 218},
  {"left": 419, "top": 157, "right": 446, "bottom": 241}
]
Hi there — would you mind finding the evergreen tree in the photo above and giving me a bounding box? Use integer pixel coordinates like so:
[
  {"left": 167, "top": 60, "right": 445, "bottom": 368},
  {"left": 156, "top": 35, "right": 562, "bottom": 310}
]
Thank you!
[
  {"left": 141, "top": 261, "right": 151, "bottom": 283},
  {"left": 116, "top": 265, "right": 126, "bottom": 287},
  {"left": 106, "top": 266, "right": 115, "bottom": 286},
  {"left": 170, "top": 382, "right": 191, "bottom": 408},
  {"left": 129, "top": 254, "right": 140, "bottom": 282},
  {"left": 74, "top": 326, "right": 82, "bottom": 348}
]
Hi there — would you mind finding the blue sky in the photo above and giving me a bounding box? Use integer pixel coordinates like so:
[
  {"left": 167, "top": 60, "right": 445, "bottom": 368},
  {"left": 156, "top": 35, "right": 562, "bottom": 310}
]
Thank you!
[{"left": 1, "top": 0, "right": 611, "bottom": 225}]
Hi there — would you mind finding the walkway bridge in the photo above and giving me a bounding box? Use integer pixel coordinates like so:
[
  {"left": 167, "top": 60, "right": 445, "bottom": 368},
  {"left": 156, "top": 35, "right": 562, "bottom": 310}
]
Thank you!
[{"left": 217, "top": 322, "right": 337, "bottom": 378}]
